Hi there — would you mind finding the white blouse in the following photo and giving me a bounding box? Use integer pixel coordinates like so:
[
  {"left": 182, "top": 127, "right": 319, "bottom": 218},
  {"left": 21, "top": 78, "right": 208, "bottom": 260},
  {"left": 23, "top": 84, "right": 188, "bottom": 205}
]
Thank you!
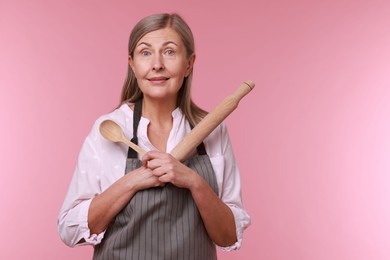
[{"left": 57, "top": 104, "right": 250, "bottom": 251}]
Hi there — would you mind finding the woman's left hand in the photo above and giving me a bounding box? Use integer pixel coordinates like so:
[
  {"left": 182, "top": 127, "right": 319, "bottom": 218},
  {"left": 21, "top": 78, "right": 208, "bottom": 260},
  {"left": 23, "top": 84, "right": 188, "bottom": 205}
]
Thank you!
[{"left": 141, "top": 150, "right": 199, "bottom": 189}]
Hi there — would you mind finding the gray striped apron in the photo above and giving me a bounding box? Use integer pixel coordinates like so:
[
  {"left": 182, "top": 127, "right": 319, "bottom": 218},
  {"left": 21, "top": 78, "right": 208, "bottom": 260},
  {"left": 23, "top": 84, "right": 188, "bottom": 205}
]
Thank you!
[{"left": 93, "top": 100, "right": 219, "bottom": 260}]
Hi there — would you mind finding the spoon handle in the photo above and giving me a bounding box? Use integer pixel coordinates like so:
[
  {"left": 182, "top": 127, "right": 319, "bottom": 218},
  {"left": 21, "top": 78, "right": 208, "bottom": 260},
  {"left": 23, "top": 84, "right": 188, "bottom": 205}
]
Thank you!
[{"left": 122, "top": 138, "right": 147, "bottom": 157}]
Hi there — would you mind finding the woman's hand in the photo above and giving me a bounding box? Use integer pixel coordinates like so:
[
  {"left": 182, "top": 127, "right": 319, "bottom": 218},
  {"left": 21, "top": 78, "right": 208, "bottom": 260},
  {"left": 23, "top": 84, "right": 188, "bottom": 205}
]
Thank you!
[
  {"left": 123, "top": 165, "right": 164, "bottom": 192},
  {"left": 141, "top": 150, "right": 199, "bottom": 189}
]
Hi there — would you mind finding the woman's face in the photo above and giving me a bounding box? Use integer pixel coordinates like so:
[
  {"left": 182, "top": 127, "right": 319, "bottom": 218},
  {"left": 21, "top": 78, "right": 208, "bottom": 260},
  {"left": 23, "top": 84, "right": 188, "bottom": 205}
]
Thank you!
[{"left": 129, "top": 27, "right": 194, "bottom": 103}]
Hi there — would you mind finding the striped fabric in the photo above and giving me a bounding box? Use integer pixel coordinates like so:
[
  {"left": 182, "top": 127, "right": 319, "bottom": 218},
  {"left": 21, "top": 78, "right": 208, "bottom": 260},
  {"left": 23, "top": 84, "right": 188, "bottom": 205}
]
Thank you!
[{"left": 93, "top": 155, "right": 219, "bottom": 260}]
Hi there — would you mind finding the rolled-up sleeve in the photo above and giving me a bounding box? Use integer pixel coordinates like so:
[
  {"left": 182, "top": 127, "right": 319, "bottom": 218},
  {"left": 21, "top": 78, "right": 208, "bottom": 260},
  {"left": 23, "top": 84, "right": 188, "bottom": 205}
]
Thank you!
[
  {"left": 57, "top": 123, "right": 105, "bottom": 247},
  {"left": 207, "top": 123, "right": 251, "bottom": 251}
]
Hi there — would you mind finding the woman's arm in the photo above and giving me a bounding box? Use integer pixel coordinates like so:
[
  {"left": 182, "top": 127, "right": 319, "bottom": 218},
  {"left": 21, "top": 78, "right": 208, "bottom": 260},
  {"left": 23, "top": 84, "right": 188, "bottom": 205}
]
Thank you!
[
  {"left": 189, "top": 173, "right": 237, "bottom": 246},
  {"left": 208, "top": 123, "right": 251, "bottom": 250},
  {"left": 88, "top": 166, "right": 162, "bottom": 234},
  {"left": 58, "top": 113, "right": 163, "bottom": 246}
]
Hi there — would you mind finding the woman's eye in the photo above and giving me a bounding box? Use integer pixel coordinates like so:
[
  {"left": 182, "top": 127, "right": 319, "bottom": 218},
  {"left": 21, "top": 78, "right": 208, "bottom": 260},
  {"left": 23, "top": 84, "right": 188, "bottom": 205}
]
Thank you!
[
  {"left": 141, "top": 51, "right": 150, "bottom": 56},
  {"left": 166, "top": 50, "right": 174, "bottom": 55}
]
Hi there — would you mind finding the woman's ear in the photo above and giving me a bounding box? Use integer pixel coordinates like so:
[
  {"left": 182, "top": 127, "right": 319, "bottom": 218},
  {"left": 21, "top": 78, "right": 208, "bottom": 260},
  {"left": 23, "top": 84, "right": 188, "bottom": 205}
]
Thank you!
[
  {"left": 128, "top": 55, "right": 134, "bottom": 71},
  {"left": 185, "top": 54, "right": 196, "bottom": 77}
]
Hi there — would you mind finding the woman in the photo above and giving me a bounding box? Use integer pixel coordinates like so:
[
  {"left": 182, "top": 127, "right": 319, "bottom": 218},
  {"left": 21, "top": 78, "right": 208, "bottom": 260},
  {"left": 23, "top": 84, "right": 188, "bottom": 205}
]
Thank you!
[{"left": 58, "top": 13, "right": 250, "bottom": 259}]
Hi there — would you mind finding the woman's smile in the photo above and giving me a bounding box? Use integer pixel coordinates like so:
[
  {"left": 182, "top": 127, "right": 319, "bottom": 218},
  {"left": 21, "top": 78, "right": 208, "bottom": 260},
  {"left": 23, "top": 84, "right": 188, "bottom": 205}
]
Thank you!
[{"left": 148, "top": 76, "right": 170, "bottom": 85}]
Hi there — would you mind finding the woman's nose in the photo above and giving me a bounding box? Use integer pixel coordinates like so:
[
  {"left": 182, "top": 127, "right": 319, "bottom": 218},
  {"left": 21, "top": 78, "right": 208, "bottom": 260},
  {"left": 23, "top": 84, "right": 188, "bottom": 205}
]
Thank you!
[{"left": 152, "top": 55, "right": 165, "bottom": 71}]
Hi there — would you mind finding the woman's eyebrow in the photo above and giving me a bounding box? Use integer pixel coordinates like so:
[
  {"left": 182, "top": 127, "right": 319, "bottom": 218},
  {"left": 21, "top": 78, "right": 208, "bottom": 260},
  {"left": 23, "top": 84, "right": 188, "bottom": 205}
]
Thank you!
[
  {"left": 162, "top": 41, "right": 178, "bottom": 47},
  {"left": 136, "top": 42, "right": 152, "bottom": 48},
  {"left": 136, "top": 41, "right": 179, "bottom": 48}
]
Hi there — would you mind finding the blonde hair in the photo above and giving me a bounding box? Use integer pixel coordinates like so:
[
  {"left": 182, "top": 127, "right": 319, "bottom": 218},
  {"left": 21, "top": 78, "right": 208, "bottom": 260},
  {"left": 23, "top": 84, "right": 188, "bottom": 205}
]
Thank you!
[{"left": 119, "top": 13, "right": 207, "bottom": 126}]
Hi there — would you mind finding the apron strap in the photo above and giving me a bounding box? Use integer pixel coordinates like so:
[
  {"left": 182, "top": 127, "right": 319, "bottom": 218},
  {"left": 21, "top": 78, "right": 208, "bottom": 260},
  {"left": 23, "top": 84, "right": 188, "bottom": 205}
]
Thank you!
[{"left": 127, "top": 99, "right": 142, "bottom": 159}]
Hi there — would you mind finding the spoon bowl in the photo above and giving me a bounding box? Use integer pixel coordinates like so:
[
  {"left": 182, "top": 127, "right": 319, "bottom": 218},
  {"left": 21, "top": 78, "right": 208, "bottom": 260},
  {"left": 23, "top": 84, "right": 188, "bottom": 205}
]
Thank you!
[{"left": 99, "top": 119, "right": 147, "bottom": 156}]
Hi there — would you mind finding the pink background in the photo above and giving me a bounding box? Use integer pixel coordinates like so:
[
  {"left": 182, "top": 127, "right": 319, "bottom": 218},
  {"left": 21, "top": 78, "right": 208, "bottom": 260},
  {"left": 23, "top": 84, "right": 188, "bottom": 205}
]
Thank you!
[{"left": 1, "top": 0, "right": 390, "bottom": 259}]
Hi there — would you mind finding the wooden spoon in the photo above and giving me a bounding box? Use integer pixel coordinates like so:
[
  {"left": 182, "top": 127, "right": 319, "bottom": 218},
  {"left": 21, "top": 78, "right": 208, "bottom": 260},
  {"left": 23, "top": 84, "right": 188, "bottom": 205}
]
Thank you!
[{"left": 99, "top": 119, "right": 147, "bottom": 156}]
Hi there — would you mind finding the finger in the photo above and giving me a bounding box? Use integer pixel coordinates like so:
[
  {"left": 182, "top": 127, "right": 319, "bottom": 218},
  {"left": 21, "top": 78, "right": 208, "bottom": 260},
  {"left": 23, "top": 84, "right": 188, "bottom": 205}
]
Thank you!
[
  {"left": 141, "top": 150, "right": 166, "bottom": 165},
  {"left": 146, "top": 158, "right": 168, "bottom": 170},
  {"left": 158, "top": 174, "right": 170, "bottom": 183},
  {"left": 151, "top": 165, "right": 168, "bottom": 177}
]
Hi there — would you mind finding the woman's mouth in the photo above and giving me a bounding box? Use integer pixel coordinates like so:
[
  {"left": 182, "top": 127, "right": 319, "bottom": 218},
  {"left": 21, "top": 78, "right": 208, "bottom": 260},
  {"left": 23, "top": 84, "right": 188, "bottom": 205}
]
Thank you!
[{"left": 148, "top": 77, "right": 169, "bottom": 84}]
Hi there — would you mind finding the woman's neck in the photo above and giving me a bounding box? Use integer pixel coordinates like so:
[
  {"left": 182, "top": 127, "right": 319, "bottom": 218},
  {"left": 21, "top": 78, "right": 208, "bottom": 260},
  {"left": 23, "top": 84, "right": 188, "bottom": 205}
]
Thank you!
[
  {"left": 142, "top": 97, "right": 177, "bottom": 152},
  {"left": 142, "top": 97, "right": 177, "bottom": 127}
]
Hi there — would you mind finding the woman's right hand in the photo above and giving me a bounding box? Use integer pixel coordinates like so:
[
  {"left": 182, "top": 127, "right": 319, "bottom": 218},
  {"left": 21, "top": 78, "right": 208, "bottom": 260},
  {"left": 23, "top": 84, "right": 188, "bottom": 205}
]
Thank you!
[{"left": 123, "top": 165, "right": 164, "bottom": 192}]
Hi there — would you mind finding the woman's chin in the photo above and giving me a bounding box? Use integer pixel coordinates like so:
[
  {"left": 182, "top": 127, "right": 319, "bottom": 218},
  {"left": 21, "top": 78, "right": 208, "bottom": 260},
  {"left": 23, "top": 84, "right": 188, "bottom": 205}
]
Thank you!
[{"left": 143, "top": 92, "right": 177, "bottom": 102}]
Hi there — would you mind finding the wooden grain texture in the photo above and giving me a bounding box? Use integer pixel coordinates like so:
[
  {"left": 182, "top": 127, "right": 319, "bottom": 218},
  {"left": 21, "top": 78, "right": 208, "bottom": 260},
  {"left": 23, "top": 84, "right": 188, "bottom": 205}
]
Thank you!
[{"left": 171, "top": 80, "right": 255, "bottom": 161}]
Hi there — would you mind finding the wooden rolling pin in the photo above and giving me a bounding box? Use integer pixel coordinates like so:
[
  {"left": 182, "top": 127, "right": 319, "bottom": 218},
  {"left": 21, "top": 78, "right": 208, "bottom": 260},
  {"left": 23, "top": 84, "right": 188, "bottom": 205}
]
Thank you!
[{"left": 171, "top": 80, "right": 255, "bottom": 161}]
